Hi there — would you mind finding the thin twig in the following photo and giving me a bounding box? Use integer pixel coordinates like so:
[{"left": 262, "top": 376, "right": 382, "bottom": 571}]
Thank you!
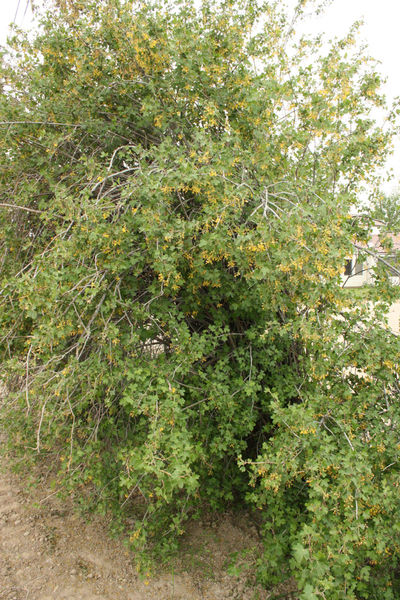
[
  {"left": 25, "top": 343, "right": 32, "bottom": 415},
  {"left": 36, "top": 398, "right": 48, "bottom": 453},
  {"left": 0, "top": 203, "right": 42, "bottom": 214}
]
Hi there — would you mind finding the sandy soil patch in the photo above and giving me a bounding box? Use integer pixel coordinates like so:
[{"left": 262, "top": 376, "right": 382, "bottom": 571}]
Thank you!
[{"left": 0, "top": 457, "right": 290, "bottom": 600}]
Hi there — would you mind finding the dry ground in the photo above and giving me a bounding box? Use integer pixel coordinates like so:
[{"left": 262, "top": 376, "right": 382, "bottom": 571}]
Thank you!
[{"left": 0, "top": 453, "right": 294, "bottom": 600}]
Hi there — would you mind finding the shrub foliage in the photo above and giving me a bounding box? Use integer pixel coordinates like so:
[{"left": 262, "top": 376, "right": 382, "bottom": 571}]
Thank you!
[{"left": 1, "top": 1, "right": 400, "bottom": 597}]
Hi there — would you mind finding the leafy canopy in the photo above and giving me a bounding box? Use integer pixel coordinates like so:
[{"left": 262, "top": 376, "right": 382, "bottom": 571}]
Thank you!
[{"left": 1, "top": 0, "right": 400, "bottom": 598}]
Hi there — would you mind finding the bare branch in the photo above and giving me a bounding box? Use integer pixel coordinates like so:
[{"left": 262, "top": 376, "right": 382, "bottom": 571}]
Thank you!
[
  {"left": 353, "top": 243, "right": 400, "bottom": 278},
  {"left": 0, "top": 203, "right": 43, "bottom": 214}
]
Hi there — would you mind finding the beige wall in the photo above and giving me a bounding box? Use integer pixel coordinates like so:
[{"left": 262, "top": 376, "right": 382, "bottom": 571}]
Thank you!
[
  {"left": 387, "top": 301, "right": 400, "bottom": 334},
  {"left": 342, "top": 253, "right": 400, "bottom": 334}
]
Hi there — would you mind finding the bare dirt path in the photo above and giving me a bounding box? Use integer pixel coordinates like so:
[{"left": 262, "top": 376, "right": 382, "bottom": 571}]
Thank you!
[
  {"left": 0, "top": 465, "right": 143, "bottom": 600},
  {"left": 0, "top": 459, "right": 274, "bottom": 600}
]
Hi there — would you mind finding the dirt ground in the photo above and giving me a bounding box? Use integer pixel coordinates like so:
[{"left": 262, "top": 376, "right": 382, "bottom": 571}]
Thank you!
[{"left": 0, "top": 453, "right": 293, "bottom": 600}]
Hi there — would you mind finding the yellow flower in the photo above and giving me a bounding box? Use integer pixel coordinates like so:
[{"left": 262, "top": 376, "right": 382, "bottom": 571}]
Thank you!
[{"left": 130, "top": 529, "right": 141, "bottom": 541}]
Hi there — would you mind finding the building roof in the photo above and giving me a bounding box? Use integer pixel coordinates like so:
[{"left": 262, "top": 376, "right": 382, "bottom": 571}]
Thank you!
[{"left": 369, "top": 233, "right": 400, "bottom": 252}]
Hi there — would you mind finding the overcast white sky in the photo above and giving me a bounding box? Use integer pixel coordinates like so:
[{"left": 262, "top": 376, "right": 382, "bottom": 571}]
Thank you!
[
  {"left": 290, "top": 0, "right": 400, "bottom": 193},
  {"left": 1, "top": 0, "right": 400, "bottom": 191}
]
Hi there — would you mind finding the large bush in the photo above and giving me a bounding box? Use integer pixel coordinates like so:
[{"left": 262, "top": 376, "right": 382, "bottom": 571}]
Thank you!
[{"left": 1, "top": 1, "right": 400, "bottom": 597}]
